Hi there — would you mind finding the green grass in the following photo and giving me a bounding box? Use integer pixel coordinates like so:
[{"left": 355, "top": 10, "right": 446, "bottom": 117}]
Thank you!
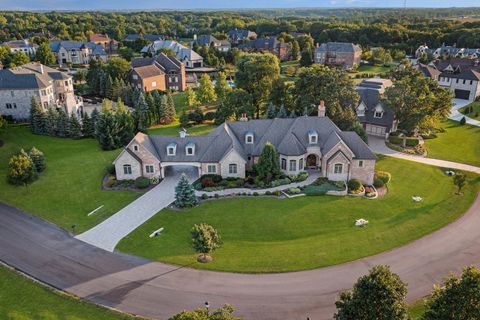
[
  {"left": 280, "top": 60, "right": 299, "bottom": 81},
  {"left": 357, "top": 64, "right": 395, "bottom": 75},
  {"left": 0, "top": 265, "right": 140, "bottom": 320},
  {"left": 408, "top": 299, "right": 427, "bottom": 319},
  {"left": 118, "top": 156, "right": 480, "bottom": 273},
  {"left": 0, "top": 126, "right": 139, "bottom": 233},
  {"left": 172, "top": 91, "right": 189, "bottom": 113},
  {"left": 424, "top": 120, "right": 480, "bottom": 167},
  {"left": 147, "top": 120, "right": 216, "bottom": 136},
  {"left": 459, "top": 101, "right": 480, "bottom": 120}
]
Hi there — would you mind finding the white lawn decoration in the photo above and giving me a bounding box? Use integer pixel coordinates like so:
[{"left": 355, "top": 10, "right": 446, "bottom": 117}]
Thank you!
[
  {"left": 149, "top": 227, "right": 164, "bottom": 238},
  {"left": 87, "top": 205, "right": 104, "bottom": 216},
  {"left": 355, "top": 219, "right": 369, "bottom": 227},
  {"left": 412, "top": 196, "right": 423, "bottom": 202},
  {"left": 445, "top": 170, "right": 455, "bottom": 176}
]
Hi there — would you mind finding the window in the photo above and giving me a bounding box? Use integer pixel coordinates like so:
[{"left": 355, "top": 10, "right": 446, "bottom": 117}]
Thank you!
[
  {"left": 229, "top": 164, "right": 237, "bottom": 174},
  {"left": 132, "top": 74, "right": 138, "bottom": 80},
  {"left": 207, "top": 165, "right": 216, "bottom": 173},
  {"left": 289, "top": 160, "right": 296, "bottom": 171},
  {"left": 123, "top": 164, "right": 132, "bottom": 175},
  {"left": 13, "top": 103, "right": 16, "bottom": 109},
  {"left": 281, "top": 158, "right": 287, "bottom": 170},
  {"left": 334, "top": 164, "right": 343, "bottom": 174},
  {"left": 6, "top": 103, "right": 12, "bottom": 109},
  {"left": 64, "top": 80, "right": 69, "bottom": 86},
  {"left": 167, "top": 146, "right": 176, "bottom": 156},
  {"left": 308, "top": 131, "right": 318, "bottom": 144},
  {"left": 374, "top": 111, "right": 383, "bottom": 118},
  {"left": 133, "top": 145, "right": 139, "bottom": 151},
  {"left": 245, "top": 133, "right": 254, "bottom": 144},
  {"left": 186, "top": 147, "right": 194, "bottom": 155},
  {"left": 145, "top": 165, "right": 154, "bottom": 173},
  {"left": 41, "top": 90, "right": 46, "bottom": 96},
  {"left": 152, "top": 81, "right": 157, "bottom": 87},
  {"left": 358, "top": 160, "right": 364, "bottom": 167},
  {"left": 299, "top": 158, "right": 304, "bottom": 170}
]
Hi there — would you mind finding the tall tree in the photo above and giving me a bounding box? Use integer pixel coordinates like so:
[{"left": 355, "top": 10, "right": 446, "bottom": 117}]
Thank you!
[
  {"left": 134, "top": 92, "right": 149, "bottom": 132},
  {"left": 214, "top": 71, "right": 231, "bottom": 103},
  {"left": 56, "top": 109, "right": 69, "bottom": 137},
  {"left": 152, "top": 90, "right": 164, "bottom": 124},
  {"left": 215, "top": 89, "right": 253, "bottom": 124},
  {"left": 30, "top": 97, "right": 46, "bottom": 134},
  {"left": 235, "top": 53, "right": 280, "bottom": 118},
  {"left": 277, "top": 105, "right": 288, "bottom": 118},
  {"left": 453, "top": 173, "right": 467, "bottom": 195},
  {"left": 10, "top": 50, "right": 30, "bottom": 67},
  {"left": 423, "top": 266, "right": 480, "bottom": 320},
  {"left": 35, "top": 42, "right": 55, "bottom": 65},
  {"left": 81, "top": 112, "right": 95, "bottom": 137},
  {"left": 7, "top": 149, "right": 38, "bottom": 186},
  {"left": 28, "top": 147, "right": 46, "bottom": 173},
  {"left": 106, "top": 57, "right": 130, "bottom": 80},
  {"left": 191, "top": 223, "right": 221, "bottom": 262},
  {"left": 186, "top": 87, "right": 198, "bottom": 110},
  {"left": 163, "top": 93, "right": 176, "bottom": 124},
  {"left": 197, "top": 73, "right": 217, "bottom": 105},
  {"left": 290, "top": 40, "right": 300, "bottom": 60},
  {"left": 299, "top": 49, "right": 313, "bottom": 67},
  {"left": 95, "top": 107, "right": 117, "bottom": 150},
  {"left": 69, "top": 113, "right": 82, "bottom": 139},
  {"left": 256, "top": 142, "right": 281, "bottom": 183},
  {"left": 266, "top": 102, "right": 276, "bottom": 119},
  {"left": 115, "top": 98, "right": 135, "bottom": 146},
  {"left": 334, "top": 265, "right": 409, "bottom": 320}
]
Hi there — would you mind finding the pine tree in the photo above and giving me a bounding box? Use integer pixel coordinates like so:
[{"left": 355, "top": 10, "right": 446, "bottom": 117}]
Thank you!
[
  {"left": 186, "top": 87, "right": 198, "bottom": 109},
  {"left": 120, "top": 81, "right": 132, "bottom": 106},
  {"left": 56, "top": 109, "right": 69, "bottom": 137},
  {"left": 134, "top": 92, "right": 149, "bottom": 132},
  {"left": 30, "top": 97, "right": 44, "bottom": 134},
  {"left": 98, "top": 70, "right": 107, "bottom": 98},
  {"left": 163, "top": 93, "right": 176, "bottom": 124},
  {"left": 145, "top": 91, "right": 155, "bottom": 127},
  {"left": 115, "top": 98, "right": 135, "bottom": 146},
  {"left": 46, "top": 108, "right": 58, "bottom": 136},
  {"left": 28, "top": 147, "right": 46, "bottom": 173},
  {"left": 175, "top": 174, "right": 198, "bottom": 208},
  {"left": 69, "top": 112, "right": 82, "bottom": 139},
  {"left": 289, "top": 109, "right": 296, "bottom": 118},
  {"left": 266, "top": 102, "right": 276, "bottom": 119},
  {"left": 95, "top": 109, "right": 117, "bottom": 150},
  {"left": 303, "top": 106, "right": 309, "bottom": 116},
  {"left": 277, "top": 105, "right": 287, "bottom": 118},
  {"left": 90, "top": 108, "right": 99, "bottom": 136},
  {"left": 105, "top": 75, "right": 114, "bottom": 99},
  {"left": 111, "top": 77, "right": 122, "bottom": 101},
  {"left": 291, "top": 40, "right": 300, "bottom": 60},
  {"left": 152, "top": 90, "right": 164, "bottom": 124},
  {"left": 82, "top": 112, "right": 94, "bottom": 137},
  {"left": 256, "top": 142, "right": 281, "bottom": 183}
]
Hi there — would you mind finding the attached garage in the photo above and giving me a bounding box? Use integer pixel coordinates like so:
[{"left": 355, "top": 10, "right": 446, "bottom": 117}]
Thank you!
[
  {"left": 365, "top": 124, "right": 387, "bottom": 137},
  {"left": 454, "top": 89, "right": 471, "bottom": 100}
]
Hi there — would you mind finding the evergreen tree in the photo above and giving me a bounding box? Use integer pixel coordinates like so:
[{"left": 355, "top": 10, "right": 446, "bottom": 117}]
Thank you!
[
  {"left": 30, "top": 97, "right": 46, "bottom": 134},
  {"left": 90, "top": 108, "right": 100, "bottom": 136},
  {"left": 290, "top": 40, "right": 300, "bottom": 60},
  {"left": 115, "top": 98, "right": 135, "bottom": 146},
  {"left": 56, "top": 109, "right": 69, "bottom": 137},
  {"left": 214, "top": 71, "right": 231, "bottom": 103},
  {"left": 266, "top": 102, "right": 276, "bottom": 119},
  {"left": 289, "top": 109, "right": 296, "bottom": 118},
  {"left": 303, "top": 106, "right": 309, "bottom": 116},
  {"left": 28, "top": 147, "right": 46, "bottom": 173},
  {"left": 120, "top": 81, "right": 132, "bottom": 106},
  {"left": 175, "top": 174, "right": 198, "bottom": 208},
  {"left": 46, "top": 108, "right": 58, "bottom": 136},
  {"left": 197, "top": 73, "right": 216, "bottom": 104},
  {"left": 105, "top": 75, "right": 114, "bottom": 99},
  {"left": 82, "top": 112, "right": 95, "bottom": 137},
  {"left": 152, "top": 90, "right": 164, "bottom": 124},
  {"left": 7, "top": 149, "right": 38, "bottom": 186},
  {"left": 256, "top": 142, "right": 281, "bottom": 183},
  {"left": 163, "top": 93, "right": 176, "bottom": 124},
  {"left": 134, "top": 92, "right": 149, "bottom": 132},
  {"left": 111, "top": 77, "right": 122, "bottom": 101},
  {"left": 95, "top": 109, "right": 117, "bottom": 150},
  {"left": 145, "top": 91, "right": 155, "bottom": 126},
  {"left": 300, "top": 49, "right": 313, "bottom": 67},
  {"left": 277, "top": 105, "right": 287, "bottom": 118},
  {"left": 69, "top": 112, "right": 83, "bottom": 139},
  {"left": 98, "top": 70, "right": 107, "bottom": 98}
]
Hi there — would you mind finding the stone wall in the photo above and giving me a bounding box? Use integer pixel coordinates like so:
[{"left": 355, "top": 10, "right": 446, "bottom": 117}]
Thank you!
[
  {"left": 219, "top": 149, "right": 245, "bottom": 178},
  {"left": 350, "top": 159, "right": 375, "bottom": 185},
  {"left": 115, "top": 150, "right": 142, "bottom": 180}
]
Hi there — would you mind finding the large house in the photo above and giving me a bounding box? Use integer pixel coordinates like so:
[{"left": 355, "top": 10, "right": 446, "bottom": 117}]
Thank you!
[
  {"left": 141, "top": 40, "right": 203, "bottom": 69},
  {"left": 123, "top": 34, "right": 164, "bottom": 43},
  {"left": 240, "top": 37, "right": 290, "bottom": 61},
  {"left": 88, "top": 34, "right": 119, "bottom": 54},
  {"left": 415, "top": 45, "right": 480, "bottom": 59},
  {"left": 0, "top": 62, "right": 83, "bottom": 121},
  {"left": 355, "top": 79, "right": 397, "bottom": 139},
  {"left": 227, "top": 29, "right": 257, "bottom": 44},
  {"left": 192, "top": 35, "right": 231, "bottom": 52},
  {"left": 314, "top": 42, "right": 362, "bottom": 69},
  {"left": 1, "top": 40, "right": 38, "bottom": 57},
  {"left": 113, "top": 104, "right": 377, "bottom": 185},
  {"left": 49, "top": 41, "right": 108, "bottom": 65},
  {"left": 130, "top": 53, "right": 186, "bottom": 92},
  {"left": 416, "top": 58, "right": 480, "bottom": 101}
]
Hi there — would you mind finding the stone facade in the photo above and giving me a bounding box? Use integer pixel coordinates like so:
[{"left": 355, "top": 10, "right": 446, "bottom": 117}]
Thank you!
[{"left": 314, "top": 42, "right": 362, "bottom": 69}]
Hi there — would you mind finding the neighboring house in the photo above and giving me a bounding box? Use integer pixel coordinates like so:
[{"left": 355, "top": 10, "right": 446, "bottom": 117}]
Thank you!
[
  {"left": 355, "top": 80, "right": 398, "bottom": 139},
  {"left": 240, "top": 37, "right": 290, "bottom": 61},
  {"left": 1, "top": 40, "right": 38, "bottom": 57},
  {"left": 141, "top": 40, "right": 203, "bottom": 69},
  {"left": 416, "top": 44, "right": 480, "bottom": 59},
  {"left": 0, "top": 62, "right": 83, "bottom": 121},
  {"left": 417, "top": 58, "right": 480, "bottom": 101},
  {"left": 49, "top": 41, "right": 107, "bottom": 65},
  {"left": 123, "top": 34, "right": 164, "bottom": 43},
  {"left": 130, "top": 53, "right": 186, "bottom": 92},
  {"left": 227, "top": 29, "right": 257, "bottom": 44},
  {"left": 88, "top": 34, "right": 119, "bottom": 54},
  {"left": 113, "top": 104, "right": 377, "bottom": 185},
  {"left": 314, "top": 42, "right": 362, "bottom": 69},
  {"left": 192, "top": 35, "right": 231, "bottom": 52}
]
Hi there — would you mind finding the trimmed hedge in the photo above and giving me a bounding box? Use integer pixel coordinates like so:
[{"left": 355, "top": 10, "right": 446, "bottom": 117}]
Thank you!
[
  {"left": 135, "top": 177, "right": 150, "bottom": 189},
  {"left": 348, "top": 179, "right": 362, "bottom": 192}
]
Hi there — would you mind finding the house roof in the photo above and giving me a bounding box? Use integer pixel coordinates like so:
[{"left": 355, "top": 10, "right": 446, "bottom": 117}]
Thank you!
[
  {"left": 131, "top": 53, "right": 183, "bottom": 73},
  {"left": 123, "top": 34, "right": 164, "bottom": 42},
  {"left": 0, "top": 62, "right": 70, "bottom": 90},
  {"left": 88, "top": 34, "right": 118, "bottom": 44},
  {"left": 227, "top": 29, "right": 257, "bottom": 39},
  {"left": 49, "top": 41, "right": 107, "bottom": 56},
  {"left": 316, "top": 42, "right": 362, "bottom": 53},
  {"left": 356, "top": 78, "right": 393, "bottom": 92},
  {"left": 356, "top": 89, "right": 395, "bottom": 131},
  {"left": 2, "top": 40, "right": 36, "bottom": 49},
  {"left": 416, "top": 64, "right": 441, "bottom": 79},
  {"left": 141, "top": 40, "right": 203, "bottom": 62},
  {"left": 241, "top": 37, "right": 288, "bottom": 52},
  {"left": 132, "top": 63, "right": 164, "bottom": 79}
]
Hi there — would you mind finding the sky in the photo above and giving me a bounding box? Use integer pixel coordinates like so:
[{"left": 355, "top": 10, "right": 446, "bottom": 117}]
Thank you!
[{"left": 1, "top": 0, "right": 479, "bottom": 10}]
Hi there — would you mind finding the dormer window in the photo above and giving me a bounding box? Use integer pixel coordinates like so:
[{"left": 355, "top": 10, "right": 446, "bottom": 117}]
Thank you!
[
  {"left": 245, "top": 132, "right": 254, "bottom": 144},
  {"left": 167, "top": 143, "right": 177, "bottom": 156},
  {"left": 186, "top": 142, "right": 195, "bottom": 156},
  {"left": 374, "top": 105, "right": 384, "bottom": 119},
  {"left": 308, "top": 130, "right": 318, "bottom": 144}
]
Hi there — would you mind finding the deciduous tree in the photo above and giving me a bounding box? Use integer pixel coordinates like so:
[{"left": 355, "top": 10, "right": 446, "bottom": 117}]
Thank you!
[
  {"left": 35, "top": 42, "right": 56, "bottom": 65},
  {"left": 197, "top": 74, "right": 217, "bottom": 105},
  {"left": 7, "top": 149, "right": 38, "bottom": 186},
  {"left": 191, "top": 223, "right": 221, "bottom": 262}
]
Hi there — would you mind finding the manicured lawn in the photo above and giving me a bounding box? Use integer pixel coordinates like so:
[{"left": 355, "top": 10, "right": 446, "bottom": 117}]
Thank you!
[
  {"left": 459, "top": 101, "right": 480, "bottom": 120},
  {"left": 118, "top": 157, "right": 480, "bottom": 273},
  {"left": 171, "top": 90, "right": 189, "bottom": 113},
  {"left": 0, "top": 126, "right": 139, "bottom": 233},
  {"left": 408, "top": 300, "right": 427, "bottom": 319},
  {"left": 280, "top": 60, "right": 299, "bottom": 81},
  {"left": 147, "top": 120, "right": 216, "bottom": 136},
  {"left": 424, "top": 120, "right": 480, "bottom": 167},
  {"left": 0, "top": 265, "right": 140, "bottom": 320},
  {"left": 357, "top": 64, "right": 396, "bottom": 75}
]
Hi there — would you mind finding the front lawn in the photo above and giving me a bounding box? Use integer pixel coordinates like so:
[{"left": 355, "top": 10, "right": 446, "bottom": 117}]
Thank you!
[
  {"left": 147, "top": 120, "right": 216, "bottom": 136},
  {"left": 459, "top": 101, "right": 480, "bottom": 120},
  {"left": 0, "top": 126, "right": 139, "bottom": 233},
  {"left": 0, "top": 265, "right": 140, "bottom": 320},
  {"left": 118, "top": 157, "right": 480, "bottom": 273},
  {"left": 424, "top": 120, "right": 480, "bottom": 167},
  {"left": 354, "top": 64, "right": 396, "bottom": 77}
]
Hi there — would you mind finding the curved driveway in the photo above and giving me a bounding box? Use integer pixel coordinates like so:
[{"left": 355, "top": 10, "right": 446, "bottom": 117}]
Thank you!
[{"left": 1, "top": 191, "right": 480, "bottom": 320}]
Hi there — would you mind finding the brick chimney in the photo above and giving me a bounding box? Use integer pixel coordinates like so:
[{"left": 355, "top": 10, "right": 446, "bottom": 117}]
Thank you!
[
  {"left": 318, "top": 100, "right": 326, "bottom": 117},
  {"left": 239, "top": 113, "right": 248, "bottom": 121}
]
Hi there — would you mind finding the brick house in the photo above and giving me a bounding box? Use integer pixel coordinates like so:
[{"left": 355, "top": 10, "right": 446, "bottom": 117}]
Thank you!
[
  {"left": 314, "top": 42, "right": 362, "bottom": 69},
  {"left": 130, "top": 53, "right": 186, "bottom": 92},
  {"left": 88, "top": 34, "right": 119, "bottom": 54},
  {"left": 113, "top": 103, "right": 376, "bottom": 185},
  {"left": 240, "top": 37, "right": 290, "bottom": 61}
]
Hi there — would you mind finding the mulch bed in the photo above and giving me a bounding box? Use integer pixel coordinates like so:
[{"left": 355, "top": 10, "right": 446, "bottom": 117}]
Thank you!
[{"left": 101, "top": 174, "right": 157, "bottom": 193}]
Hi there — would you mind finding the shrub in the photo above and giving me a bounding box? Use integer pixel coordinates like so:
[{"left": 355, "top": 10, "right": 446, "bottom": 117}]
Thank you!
[
  {"left": 227, "top": 181, "right": 237, "bottom": 188},
  {"left": 405, "top": 138, "right": 419, "bottom": 147},
  {"left": 201, "top": 193, "right": 209, "bottom": 200},
  {"left": 7, "top": 149, "right": 38, "bottom": 186},
  {"left": 265, "top": 191, "right": 272, "bottom": 195},
  {"left": 204, "top": 112, "right": 216, "bottom": 121},
  {"left": 201, "top": 177, "right": 215, "bottom": 188},
  {"left": 334, "top": 181, "right": 345, "bottom": 189},
  {"left": 201, "top": 174, "right": 222, "bottom": 183},
  {"left": 106, "top": 176, "right": 116, "bottom": 188},
  {"left": 388, "top": 136, "right": 403, "bottom": 145},
  {"left": 288, "top": 187, "right": 301, "bottom": 194},
  {"left": 253, "top": 192, "right": 259, "bottom": 196},
  {"left": 203, "top": 186, "right": 224, "bottom": 192},
  {"left": 373, "top": 178, "right": 385, "bottom": 188},
  {"left": 105, "top": 164, "right": 116, "bottom": 174},
  {"left": 236, "top": 178, "right": 244, "bottom": 187},
  {"left": 214, "top": 193, "right": 219, "bottom": 198},
  {"left": 295, "top": 171, "right": 309, "bottom": 182},
  {"left": 150, "top": 176, "right": 160, "bottom": 185},
  {"left": 312, "top": 177, "right": 329, "bottom": 186},
  {"left": 460, "top": 116, "right": 466, "bottom": 125},
  {"left": 414, "top": 144, "right": 427, "bottom": 155},
  {"left": 194, "top": 182, "right": 202, "bottom": 190},
  {"left": 28, "top": 147, "right": 46, "bottom": 173},
  {"left": 135, "top": 177, "right": 150, "bottom": 189},
  {"left": 348, "top": 179, "right": 363, "bottom": 192},
  {"left": 271, "top": 177, "right": 291, "bottom": 187},
  {"left": 375, "top": 171, "right": 391, "bottom": 185}
]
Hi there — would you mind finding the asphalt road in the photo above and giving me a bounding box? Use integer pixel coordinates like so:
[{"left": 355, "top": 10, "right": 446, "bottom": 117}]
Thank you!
[{"left": 1, "top": 195, "right": 480, "bottom": 320}]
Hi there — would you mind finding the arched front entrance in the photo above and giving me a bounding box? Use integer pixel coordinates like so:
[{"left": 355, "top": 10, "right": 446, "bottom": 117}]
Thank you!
[{"left": 306, "top": 154, "right": 318, "bottom": 169}]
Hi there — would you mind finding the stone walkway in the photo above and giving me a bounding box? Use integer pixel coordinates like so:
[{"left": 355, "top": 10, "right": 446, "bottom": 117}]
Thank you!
[
  {"left": 76, "top": 166, "right": 198, "bottom": 252},
  {"left": 449, "top": 98, "right": 480, "bottom": 127},
  {"left": 194, "top": 171, "right": 321, "bottom": 197},
  {"left": 369, "top": 135, "right": 480, "bottom": 174}
]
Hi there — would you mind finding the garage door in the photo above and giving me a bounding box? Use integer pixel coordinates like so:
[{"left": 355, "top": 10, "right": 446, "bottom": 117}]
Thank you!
[
  {"left": 366, "top": 124, "right": 386, "bottom": 136},
  {"left": 455, "top": 89, "right": 471, "bottom": 100}
]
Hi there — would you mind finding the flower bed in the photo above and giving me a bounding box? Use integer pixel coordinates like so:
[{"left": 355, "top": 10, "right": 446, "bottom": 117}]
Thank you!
[
  {"left": 102, "top": 174, "right": 158, "bottom": 192},
  {"left": 303, "top": 178, "right": 346, "bottom": 196}
]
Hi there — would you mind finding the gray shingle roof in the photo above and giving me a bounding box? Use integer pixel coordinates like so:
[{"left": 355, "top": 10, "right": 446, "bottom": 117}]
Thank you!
[
  {"left": 49, "top": 41, "right": 107, "bottom": 56},
  {"left": 317, "top": 42, "right": 362, "bottom": 53},
  {"left": 0, "top": 62, "right": 71, "bottom": 90},
  {"left": 356, "top": 89, "right": 395, "bottom": 131}
]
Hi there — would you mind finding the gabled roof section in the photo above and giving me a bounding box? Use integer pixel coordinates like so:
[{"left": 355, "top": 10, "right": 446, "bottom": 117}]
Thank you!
[{"left": 339, "top": 132, "right": 377, "bottom": 160}]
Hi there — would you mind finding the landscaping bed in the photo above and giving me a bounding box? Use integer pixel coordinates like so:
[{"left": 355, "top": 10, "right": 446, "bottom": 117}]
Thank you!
[
  {"left": 387, "top": 133, "right": 426, "bottom": 155},
  {"left": 459, "top": 101, "right": 480, "bottom": 121},
  {"left": 102, "top": 174, "right": 159, "bottom": 192}
]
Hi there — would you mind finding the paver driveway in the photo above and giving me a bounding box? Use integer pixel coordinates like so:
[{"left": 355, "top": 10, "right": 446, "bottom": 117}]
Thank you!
[{"left": 76, "top": 166, "right": 198, "bottom": 252}]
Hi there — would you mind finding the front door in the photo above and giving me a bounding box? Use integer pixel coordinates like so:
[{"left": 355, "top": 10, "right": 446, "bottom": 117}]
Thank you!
[{"left": 307, "top": 154, "right": 317, "bottom": 168}]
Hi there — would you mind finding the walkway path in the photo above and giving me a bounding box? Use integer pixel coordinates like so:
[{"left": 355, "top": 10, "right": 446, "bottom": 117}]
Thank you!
[
  {"left": 449, "top": 98, "right": 480, "bottom": 127},
  {"left": 76, "top": 166, "right": 198, "bottom": 252},
  {"left": 369, "top": 135, "right": 480, "bottom": 174}
]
